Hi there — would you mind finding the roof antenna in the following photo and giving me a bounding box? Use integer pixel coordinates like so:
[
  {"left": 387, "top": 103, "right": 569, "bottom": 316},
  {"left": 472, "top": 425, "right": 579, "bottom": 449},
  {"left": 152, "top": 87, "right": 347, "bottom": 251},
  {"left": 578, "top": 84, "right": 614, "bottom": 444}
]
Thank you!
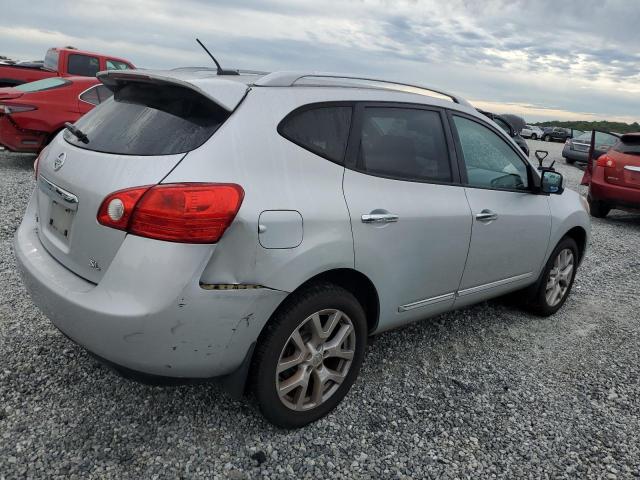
[{"left": 196, "top": 38, "right": 238, "bottom": 75}]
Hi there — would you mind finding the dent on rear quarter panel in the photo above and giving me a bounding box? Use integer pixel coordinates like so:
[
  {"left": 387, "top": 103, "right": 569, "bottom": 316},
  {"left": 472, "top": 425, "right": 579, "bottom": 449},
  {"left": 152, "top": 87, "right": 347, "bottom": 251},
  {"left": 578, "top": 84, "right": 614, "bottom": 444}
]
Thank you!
[{"left": 161, "top": 88, "right": 355, "bottom": 293}]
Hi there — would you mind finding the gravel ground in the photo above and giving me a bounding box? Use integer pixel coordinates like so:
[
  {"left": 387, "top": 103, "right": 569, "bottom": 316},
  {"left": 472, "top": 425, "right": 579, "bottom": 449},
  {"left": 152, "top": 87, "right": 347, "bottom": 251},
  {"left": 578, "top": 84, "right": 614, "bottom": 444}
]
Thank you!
[{"left": 1, "top": 140, "right": 639, "bottom": 479}]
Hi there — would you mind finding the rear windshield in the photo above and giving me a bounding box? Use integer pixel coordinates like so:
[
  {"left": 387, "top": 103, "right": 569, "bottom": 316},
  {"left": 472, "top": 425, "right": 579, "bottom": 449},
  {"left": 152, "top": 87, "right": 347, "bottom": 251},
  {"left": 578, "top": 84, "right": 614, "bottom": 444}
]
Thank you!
[
  {"left": 64, "top": 83, "right": 229, "bottom": 155},
  {"left": 43, "top": 49, "right": 59, "bottom": 71},
  {"left": 15, "top": 77, "right": 70, "bottom": 92},
  {"left": 613, "top": 138, "right": 640, "bottom": 155}
]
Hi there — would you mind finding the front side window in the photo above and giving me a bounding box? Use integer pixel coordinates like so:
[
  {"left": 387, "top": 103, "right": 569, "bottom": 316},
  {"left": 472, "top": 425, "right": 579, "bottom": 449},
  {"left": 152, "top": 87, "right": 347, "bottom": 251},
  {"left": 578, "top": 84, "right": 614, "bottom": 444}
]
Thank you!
[
  {"left": 68, "top": 54, "right": 100, "bottom": 76},
  {"left": 453, "top": 116, "right": 529, "bottom": 190},
  {"left": 279, "top": 105, "right": 352, "bottom": 163},
  {"left": 358, "top": 107, "right": 451, "bottom": 182},
  {"left": 106, "top": 60, "right": 131, "bottom": 70}
]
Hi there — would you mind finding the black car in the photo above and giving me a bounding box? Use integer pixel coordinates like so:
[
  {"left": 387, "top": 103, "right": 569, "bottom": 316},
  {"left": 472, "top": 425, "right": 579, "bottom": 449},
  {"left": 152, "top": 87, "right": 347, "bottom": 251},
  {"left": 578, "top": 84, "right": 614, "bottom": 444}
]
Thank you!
[
  {"left": 477, "top": 110, "right": 530, "bottom": 156},
  {"left": 541, "top": 127, "right": 584, "bottom": 143}
]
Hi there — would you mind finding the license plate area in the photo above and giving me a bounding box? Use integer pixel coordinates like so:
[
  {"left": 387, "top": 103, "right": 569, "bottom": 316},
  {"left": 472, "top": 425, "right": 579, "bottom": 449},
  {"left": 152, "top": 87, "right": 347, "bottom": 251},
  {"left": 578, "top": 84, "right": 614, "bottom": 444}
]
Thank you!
[{"left": 48, "top": 200, "right": 74, "bottom": 241}]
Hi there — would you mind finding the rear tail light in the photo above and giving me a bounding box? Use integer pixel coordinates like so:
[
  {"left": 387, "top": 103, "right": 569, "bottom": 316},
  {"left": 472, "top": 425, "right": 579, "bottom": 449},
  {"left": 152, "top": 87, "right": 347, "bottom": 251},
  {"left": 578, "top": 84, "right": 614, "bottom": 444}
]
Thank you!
[
  {"left": 1, "top": 103, "right": 37, "bottom": 114},
  {"left": 33, "top": 145, "right": 50, "bottom": 179},
  {"left": 596, "top": 154, "right": 616, "bottom": 168},
  {"left": 98, "top": 183, "right": 244, "bottom": 243}
]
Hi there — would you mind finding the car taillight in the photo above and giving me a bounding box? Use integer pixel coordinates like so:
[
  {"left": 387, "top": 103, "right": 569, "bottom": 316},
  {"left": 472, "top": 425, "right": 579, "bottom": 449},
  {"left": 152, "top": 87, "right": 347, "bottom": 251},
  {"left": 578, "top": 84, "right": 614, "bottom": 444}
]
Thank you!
[
  {"left": 33, "top": 145, "right": 50, "bottom": 179},
  {"left": 1, "top": 103, "right": 37, "bottom": 114},
  {"left": 596, "top": 154, "right": 616, "bottom": 168},
  {"left": 97, "top": 183, "right": 244, "bottom": 244}
]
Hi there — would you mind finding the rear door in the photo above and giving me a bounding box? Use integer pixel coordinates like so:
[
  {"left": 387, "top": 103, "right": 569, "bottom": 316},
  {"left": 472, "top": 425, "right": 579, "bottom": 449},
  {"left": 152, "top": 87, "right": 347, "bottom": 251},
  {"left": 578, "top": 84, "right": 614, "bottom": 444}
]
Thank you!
[
  {"left": 581, "top": 130, "right": 621, "bottom": 185},
  {"left": 449, "top": 113, "right": 551, "bottom": 306},
  {"left": 343, "top": 103, "right": 472, "bottom": 331},
  {"left": 36, "top": 77, "right": 247, "bottom": 283}
]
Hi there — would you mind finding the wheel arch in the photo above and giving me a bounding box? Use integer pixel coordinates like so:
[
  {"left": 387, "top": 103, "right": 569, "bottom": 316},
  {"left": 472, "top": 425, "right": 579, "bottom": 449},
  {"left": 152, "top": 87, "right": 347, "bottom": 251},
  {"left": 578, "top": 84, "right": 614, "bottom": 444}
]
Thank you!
[{"left": 564, "top": 226, "right": 587, "bottom": 262}]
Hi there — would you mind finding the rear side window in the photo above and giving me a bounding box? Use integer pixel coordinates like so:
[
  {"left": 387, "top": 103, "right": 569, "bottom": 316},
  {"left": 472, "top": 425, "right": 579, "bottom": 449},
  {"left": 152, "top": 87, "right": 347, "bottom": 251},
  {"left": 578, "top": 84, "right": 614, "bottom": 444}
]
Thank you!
[
  {"left": 68, "top": 54, "right": 100, "bottom": 76},
  {"left": 79, "top": 85, "right": 113, "bottom": 105},
  {"left": 15, "top": 77, "right": 69, "bottom": 92},
  {"left": 64, "top": 82, "right": 229, "bottom": 155},
  {"left": 279, "top": 106, "right": 352, "bottom": 163},
  {"left": 358, "top": 107, "right": 451, "bottom": 182}
]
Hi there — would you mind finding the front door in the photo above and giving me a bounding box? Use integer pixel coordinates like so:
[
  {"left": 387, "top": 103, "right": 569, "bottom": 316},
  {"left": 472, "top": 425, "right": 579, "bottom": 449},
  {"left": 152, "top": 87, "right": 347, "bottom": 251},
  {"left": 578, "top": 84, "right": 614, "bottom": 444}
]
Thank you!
[
  {"left": 449, "top": 113, "right": 552, "bottom": 307},
  {"left": 343, "top": 104, "right": 472, "bottom": 332}
]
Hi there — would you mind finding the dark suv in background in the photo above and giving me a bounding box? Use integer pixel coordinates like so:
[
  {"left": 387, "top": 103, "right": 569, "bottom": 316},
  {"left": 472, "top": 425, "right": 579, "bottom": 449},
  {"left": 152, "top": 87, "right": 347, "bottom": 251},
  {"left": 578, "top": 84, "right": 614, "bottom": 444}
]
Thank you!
[{"left": 542, "top": 127, "right": 583, "bottom": 143}]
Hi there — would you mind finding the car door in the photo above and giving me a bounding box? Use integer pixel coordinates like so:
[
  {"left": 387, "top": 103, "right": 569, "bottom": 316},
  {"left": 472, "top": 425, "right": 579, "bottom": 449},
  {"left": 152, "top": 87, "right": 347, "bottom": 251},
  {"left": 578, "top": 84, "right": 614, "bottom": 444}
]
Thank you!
[
  {"left": 581, "top": 130, "right": 621, "bottom": 185},
  {"left": 343, "top": 103, "right": 472, "bottom": 332},
  {"left": 448, "top": 113, "right": 551, "bottom": 308}
]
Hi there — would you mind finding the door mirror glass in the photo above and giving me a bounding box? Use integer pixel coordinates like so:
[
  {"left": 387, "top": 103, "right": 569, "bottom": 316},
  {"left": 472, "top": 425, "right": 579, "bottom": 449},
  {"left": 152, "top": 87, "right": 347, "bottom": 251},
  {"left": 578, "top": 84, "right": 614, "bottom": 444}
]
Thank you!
[{"left": 541, "top": 170, "right": 563, "bottom": 194}]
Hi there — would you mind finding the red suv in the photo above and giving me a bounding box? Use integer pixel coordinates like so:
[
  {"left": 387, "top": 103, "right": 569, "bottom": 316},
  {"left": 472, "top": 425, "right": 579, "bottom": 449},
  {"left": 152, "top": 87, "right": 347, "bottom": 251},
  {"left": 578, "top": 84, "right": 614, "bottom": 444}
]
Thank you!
[
  {"left": 584, "top": 132, "right": 640, "bottom": 217},
  {"left": 0, "top": 76, "right": 112, "bottom": 153}
]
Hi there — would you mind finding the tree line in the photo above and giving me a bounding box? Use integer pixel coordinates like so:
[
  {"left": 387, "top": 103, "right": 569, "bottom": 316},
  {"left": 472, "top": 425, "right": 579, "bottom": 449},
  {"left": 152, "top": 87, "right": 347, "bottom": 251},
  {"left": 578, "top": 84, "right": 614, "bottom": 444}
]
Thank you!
[{"left": 531, "top": 120, "right": 640, "bottom": 134}]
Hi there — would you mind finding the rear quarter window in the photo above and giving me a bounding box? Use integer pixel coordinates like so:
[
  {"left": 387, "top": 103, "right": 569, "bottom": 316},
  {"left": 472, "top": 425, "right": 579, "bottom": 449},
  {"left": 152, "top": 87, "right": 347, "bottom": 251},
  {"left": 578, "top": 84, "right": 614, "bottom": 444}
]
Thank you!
[
  {"left": 15, "top": 77, "right": 70, "bottom": 92},
  {"left": 64, "top": 82, "right": 229, "bottom": 156},
  {"left": 278, "top": 105, "right": 353, "bottom": 164},
  {"left": 43, "top": 49, "right": 59, "bottom": 71}
]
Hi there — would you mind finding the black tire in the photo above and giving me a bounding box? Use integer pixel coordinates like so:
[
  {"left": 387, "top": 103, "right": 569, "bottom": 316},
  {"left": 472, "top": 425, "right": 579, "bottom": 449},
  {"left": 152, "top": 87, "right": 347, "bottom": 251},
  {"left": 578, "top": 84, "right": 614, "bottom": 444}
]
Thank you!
[
  {"left": 526, "top": 237, "right": 579, "bottom": 316},
  {"left": 565, "top": 157, "right": 575, "bottom": 165},
  {"left": 543, "top": 135, "right": 550, "bottom": 142},
  {"left": 531, "top": 134, "right": 537, "bottom": 140},
  {"left": 588, "top": 197, "right": 611, "bottom": 218},
  {"left": 251, "top": 283, "right": 367, "bottom": 428}
]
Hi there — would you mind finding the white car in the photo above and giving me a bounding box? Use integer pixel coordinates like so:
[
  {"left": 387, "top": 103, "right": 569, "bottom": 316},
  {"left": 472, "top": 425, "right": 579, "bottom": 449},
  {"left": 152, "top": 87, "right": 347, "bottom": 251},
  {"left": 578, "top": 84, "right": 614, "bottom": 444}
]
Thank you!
[
  {"left": 521, "top": 125, "right": 544, "bottom": 140},
  {"left": 15, "top": 69, "right": 590, "bottom": 428}
]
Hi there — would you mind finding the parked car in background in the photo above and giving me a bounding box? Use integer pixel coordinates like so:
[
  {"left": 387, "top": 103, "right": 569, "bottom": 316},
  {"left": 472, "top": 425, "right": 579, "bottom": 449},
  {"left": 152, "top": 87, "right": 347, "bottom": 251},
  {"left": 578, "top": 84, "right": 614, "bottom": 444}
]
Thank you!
[
  {"left": 0, "top": 77, "right": 112, "bottom": 153},
  {"left": 478, "top": 110, "right": 530, "bottom": 156},
  {"left": 0, "top": 47, "right": 134, "bottom": 88},
  {"left": 520, "top": 124, "right": 544, "bottom": 140},
  {"left": 15, "top": 69, "right": 589, "bottom": 428},
  {"left": 541, "top": 127, "right": 583, "bottom": 142},
  {"left": 582, "top": 131, "right": 639, "bottom": 217},
  {"left": 562, "top": 131, "right": 592, "bottom": 164}
]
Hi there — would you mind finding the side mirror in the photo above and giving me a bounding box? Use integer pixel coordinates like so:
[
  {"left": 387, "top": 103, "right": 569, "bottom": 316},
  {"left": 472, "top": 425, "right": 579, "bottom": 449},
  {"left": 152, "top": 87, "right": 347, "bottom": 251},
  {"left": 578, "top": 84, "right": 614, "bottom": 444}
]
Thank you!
[{"left": 541, "top": 170, "right": 564, "bottom": 194}]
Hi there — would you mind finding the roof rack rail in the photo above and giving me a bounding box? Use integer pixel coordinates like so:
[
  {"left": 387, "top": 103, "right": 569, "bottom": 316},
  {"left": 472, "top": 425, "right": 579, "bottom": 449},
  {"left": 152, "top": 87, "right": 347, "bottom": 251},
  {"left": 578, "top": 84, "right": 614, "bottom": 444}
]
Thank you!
[
  {"left": 254, "top": 72, "right": 472, "bottom": 106},
  {"left": 170, "top": 66, "right": 269, "bottom": 76}
]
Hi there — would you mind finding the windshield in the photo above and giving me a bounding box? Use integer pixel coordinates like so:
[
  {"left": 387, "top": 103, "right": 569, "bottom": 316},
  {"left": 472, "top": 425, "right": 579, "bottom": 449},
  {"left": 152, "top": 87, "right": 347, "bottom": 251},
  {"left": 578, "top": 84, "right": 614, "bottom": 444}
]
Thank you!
[
  {"left": 43, "top": 49, "right": 59, "bottom": 71},
  {"left": 15, "top": 77, "right": 70, "bottom": 92},
  {"left": 64, "top": 82, "right": 230, "bottom": 155}
]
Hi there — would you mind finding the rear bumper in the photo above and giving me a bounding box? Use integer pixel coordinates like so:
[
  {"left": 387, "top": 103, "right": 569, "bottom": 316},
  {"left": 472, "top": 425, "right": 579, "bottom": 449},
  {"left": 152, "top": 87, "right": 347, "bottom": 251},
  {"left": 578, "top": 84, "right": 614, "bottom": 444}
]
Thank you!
[
  {"left": 14, "top": 192, "right": 288, "bottom": 378},
  {"left": 590, "top": 169, "right": 640, "bottom": 208},
  {"left": 0, "top": 115, "right": 46, "bottom": 152},
  {"left": 562, "top": 145, "right": 589, "bottom": 163}
]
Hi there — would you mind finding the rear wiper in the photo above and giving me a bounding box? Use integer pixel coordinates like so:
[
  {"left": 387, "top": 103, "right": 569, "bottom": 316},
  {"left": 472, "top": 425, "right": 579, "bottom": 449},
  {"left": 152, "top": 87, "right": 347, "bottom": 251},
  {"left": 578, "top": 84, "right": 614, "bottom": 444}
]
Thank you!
[{"left": 64, "top": 122, "right": 89, "bottom": 144}]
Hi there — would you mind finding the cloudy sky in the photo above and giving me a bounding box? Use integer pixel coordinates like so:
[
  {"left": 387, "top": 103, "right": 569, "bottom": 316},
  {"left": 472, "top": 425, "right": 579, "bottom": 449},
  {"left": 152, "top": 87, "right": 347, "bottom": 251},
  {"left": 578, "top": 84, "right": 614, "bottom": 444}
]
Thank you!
[{"left": 2, "top": 0, "right": 639, "bottom": 122}]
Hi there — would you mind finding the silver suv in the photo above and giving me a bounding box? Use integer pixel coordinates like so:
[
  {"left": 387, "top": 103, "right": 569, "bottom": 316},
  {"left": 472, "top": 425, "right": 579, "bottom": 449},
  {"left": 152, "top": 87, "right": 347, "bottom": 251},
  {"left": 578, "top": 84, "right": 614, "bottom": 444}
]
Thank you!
[{"left": 15, "top": 69, "right": 590, "bottom": 428}]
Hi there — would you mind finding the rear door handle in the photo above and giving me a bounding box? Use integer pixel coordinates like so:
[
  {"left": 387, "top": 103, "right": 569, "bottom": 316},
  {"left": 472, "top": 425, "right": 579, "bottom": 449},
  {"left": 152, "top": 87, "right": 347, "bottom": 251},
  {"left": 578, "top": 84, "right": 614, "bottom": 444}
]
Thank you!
[
  {"left": 361, "top": 213, "right": 399, "bottom": 224},
  {"left": 475, "top": 209, "right": 498, "bottom": 222}
]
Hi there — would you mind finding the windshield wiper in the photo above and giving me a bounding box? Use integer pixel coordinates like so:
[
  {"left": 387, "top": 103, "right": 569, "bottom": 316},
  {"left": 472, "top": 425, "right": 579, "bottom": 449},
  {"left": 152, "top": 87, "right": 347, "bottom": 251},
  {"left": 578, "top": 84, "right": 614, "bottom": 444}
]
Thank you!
[{"left": 64, "top": 122, "right": 89, "bottom": 144}]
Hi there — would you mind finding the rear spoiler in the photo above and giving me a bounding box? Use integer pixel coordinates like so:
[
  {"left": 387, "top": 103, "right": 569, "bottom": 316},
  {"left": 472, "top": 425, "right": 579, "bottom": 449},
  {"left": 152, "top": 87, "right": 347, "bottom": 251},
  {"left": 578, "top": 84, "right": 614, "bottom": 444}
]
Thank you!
[
  {"left": 620, "top": 133, "right": 640, "bottom": 144},
  {"left": 97, "top": 70, "right": 249, "bottom": 112}
]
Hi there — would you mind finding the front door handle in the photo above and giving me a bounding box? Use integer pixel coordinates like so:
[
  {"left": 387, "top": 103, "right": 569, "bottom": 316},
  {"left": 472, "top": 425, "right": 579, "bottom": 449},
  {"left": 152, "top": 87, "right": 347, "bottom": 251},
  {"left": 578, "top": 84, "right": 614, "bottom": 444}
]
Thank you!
[
  {"left": 475, "top": 209, "right": 498, "bottom": 222},
  {"left": 361, "top": 213, "right": 399, "bottom": 224}
]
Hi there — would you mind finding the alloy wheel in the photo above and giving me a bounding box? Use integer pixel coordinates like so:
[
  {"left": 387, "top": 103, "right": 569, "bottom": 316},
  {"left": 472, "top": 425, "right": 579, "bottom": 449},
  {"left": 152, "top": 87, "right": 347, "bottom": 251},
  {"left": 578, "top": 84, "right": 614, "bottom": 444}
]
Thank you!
[
  {"left": 276, "top": 309, "right": 356, "bottom": 411},
  {"left": 545, "top": 248, "right": 574, "bottom": 307}
]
